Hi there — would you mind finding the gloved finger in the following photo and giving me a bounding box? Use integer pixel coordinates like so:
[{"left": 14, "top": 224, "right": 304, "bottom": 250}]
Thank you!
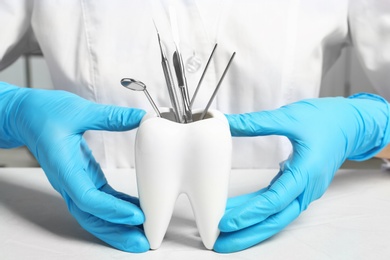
[
  {"left": 225, "top": 169, "right": 283, "bottom": 210},
  {"left": 56, "top": 139, "right": 144, "bottom": 225},
  {"left": 79, "top": 138, "right": 107, "bottom": 188},
  {"left": 63, "top": 167, "right": 145, "bottom": 226},
  {"left": 67, "top": 199, "right": 149, "bottom": 253},
  {"left": 101, "top": 184, "right": 140, "bottom": 207},
  {"left": 79, "top": 139, "right": 141, "bottom": 207},
  {"left": 214, "top": 199, "right": 300, "bottom": 253},
  {"left": 79, "top": 104, "right": 146, "bottom": 132},
  {"left": 226, "top": 108, "right": 300, "bottom": 137},
  {"left": 219, "top": 169, "right": 304, "bottom": 232},
  {"left": 226, "top": 188, "right": 267, "bottom": 210}
]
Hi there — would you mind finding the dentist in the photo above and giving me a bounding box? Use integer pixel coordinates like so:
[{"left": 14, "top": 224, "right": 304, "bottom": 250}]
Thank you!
[{"left": 1, "top": 0, "right": 390, "bottom": 253}]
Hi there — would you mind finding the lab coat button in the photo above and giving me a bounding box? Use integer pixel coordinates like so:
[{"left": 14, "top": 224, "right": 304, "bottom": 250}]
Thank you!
[{"left": 186, "top": 54, "right": 202, "bottom": 73}]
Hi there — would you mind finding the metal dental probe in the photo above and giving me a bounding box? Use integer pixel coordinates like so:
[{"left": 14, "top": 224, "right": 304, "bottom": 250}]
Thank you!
[
  {"left": 190, "top": 43, "right": 218, "bottom": 109},
  {"left": 153, "top": 23, "right": 182, "bottom": 122},
  {"left": 120, "top": 78, "right": 161, "bottom": 117},
  {"left": 200, "top": 52, "right": 236, "bottom": 120}
]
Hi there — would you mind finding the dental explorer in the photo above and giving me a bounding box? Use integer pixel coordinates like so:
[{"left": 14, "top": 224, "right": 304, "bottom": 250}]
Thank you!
[
  {"left": 190, "top": 43, "right": 218, "bottom": 109},
  {"left": 200, "top": 52, "right": 236, "bottom": 120}
]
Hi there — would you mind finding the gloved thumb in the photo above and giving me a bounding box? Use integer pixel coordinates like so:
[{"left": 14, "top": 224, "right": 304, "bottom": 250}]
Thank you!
[
  {"left": 79, "top": 103, "right": 146, "bottom": 132},
  {"left": 225, "top": 108, "right": 297, "bottom": 138}
]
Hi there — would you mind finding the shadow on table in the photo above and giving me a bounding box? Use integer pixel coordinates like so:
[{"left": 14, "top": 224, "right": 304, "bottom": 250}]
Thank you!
[
  {"left": 0, "top": 177, "right": 220, "bottom": 251},
  {"left": 0, "top": 179, "right": 104, "bottom": 247}
]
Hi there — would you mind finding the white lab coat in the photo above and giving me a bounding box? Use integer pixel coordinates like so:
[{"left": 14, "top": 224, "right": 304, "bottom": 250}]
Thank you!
[{"left": 1, "top": 0, "right": 389, "bottom": 169}]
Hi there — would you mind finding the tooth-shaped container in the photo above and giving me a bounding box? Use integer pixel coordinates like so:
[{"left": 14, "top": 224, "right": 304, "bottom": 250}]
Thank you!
[{"left": 135, "top": 108, "right": 232, "bottom": 250}]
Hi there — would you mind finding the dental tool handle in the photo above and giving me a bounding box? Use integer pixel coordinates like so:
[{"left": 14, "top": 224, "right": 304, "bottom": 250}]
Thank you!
[
  {"left": 154, "top": 23, "right": 183, "bottom": 123},
  {"left": 173, "top": 51, "right": 193, "bottom": 122},
  {"left": 143, "top": 89, "right": 161, "bottom": 117},
  {"left": 200, "top": 52, "right": 236, "bottom": 120},
  {"left": 177, "top": 52, "right": 191, "bottom": 105},
  {"left": 162, "top": 59, "right": 182, "bottom": 122},
  {"left": 190, "top": 43, "right": 218, "bottom": 108},
  {"left": 180, "top": 87, "right": 193, "bottom": 123}
]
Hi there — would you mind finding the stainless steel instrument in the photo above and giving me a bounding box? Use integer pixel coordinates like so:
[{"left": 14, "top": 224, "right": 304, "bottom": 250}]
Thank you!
[
  {"left": 154, "top": 23, "right": 182, "bottom": 122},
  {"left": 173, "top": 51, "right": 193, "bottom": 123},
  {"left": 190, "top": 43, "right": 218, "bottom": 109},
  {"left": 120, "top": 14, "right": 236, "bottom": 123},
  {"left": 200, "top": 52, "right": 236, "bottom": 120},
  {"left": 120, "top": 78, "right": 161, "bottom": 117}
]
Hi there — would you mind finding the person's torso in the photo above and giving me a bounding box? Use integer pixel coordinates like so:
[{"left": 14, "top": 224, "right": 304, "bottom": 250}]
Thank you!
[{"left": 31, "top": 0, "right": 349, "bottom": 168}]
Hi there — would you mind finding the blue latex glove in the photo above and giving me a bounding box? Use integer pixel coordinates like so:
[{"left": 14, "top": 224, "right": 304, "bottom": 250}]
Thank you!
[
  {"left": 214, "top": 94, "right": 390, "bottom": 253},
  {"left": 0, "top": 82, "right": 149, "bottom": 252}
]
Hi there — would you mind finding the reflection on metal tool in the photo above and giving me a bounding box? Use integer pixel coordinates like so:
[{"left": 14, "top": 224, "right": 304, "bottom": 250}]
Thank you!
[
  {"left": 200, "top": 52, "right": 236, "bottom": 120},
  {"left": 170, "top": 7, "right": 192, "bottom": 123},
  {"left": 120, "top": 16, "right": 236, "bottom": 123},
  {"left": 120, "top": 78, "right": 161, "bottom": 117},
  {"left": 153, "top": 22, "right": 182, "bottom": 122},
  {"left": 173, "top": 51, "right": 193, "bottom": 123}
]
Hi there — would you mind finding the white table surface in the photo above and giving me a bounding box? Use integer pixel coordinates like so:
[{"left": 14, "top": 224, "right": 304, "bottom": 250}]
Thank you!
[{"left": 1, "top": 168, "right": 390, "bottom": 260}]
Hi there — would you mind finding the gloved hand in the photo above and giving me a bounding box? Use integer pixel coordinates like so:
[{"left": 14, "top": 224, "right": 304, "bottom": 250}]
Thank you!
[
  {"left": 0, "top": 82, "right": 149, "bottom": 252},
  {"left": 214, "top": 93, "right": 390, "bottom": 253}
]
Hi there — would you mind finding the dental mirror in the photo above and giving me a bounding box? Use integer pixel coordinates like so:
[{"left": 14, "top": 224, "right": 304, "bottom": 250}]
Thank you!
[{"left": 120, "top": 78, "right": 161, "bottom": 117}]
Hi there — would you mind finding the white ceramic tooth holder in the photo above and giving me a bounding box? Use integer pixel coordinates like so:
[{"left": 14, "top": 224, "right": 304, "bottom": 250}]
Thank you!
[{"left": 135, "top": 107, "right": 232, "bottom": 250}]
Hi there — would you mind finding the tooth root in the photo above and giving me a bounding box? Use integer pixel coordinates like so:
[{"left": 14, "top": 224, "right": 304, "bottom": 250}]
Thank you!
[
  {"left": 185, "top": 135, "right": 231, "bottom": 249},
  {"left": 187, "top": 176, "right": 230, "bottom": 249},
  {"left": 135, "top": 108, "right": 231, "bottom": 250},
  {"left": 135, "top": 121, "right": 182, "bottom": 249},
  {"left": 137, "top": 174, "right": 179, "bottom": 249}
]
